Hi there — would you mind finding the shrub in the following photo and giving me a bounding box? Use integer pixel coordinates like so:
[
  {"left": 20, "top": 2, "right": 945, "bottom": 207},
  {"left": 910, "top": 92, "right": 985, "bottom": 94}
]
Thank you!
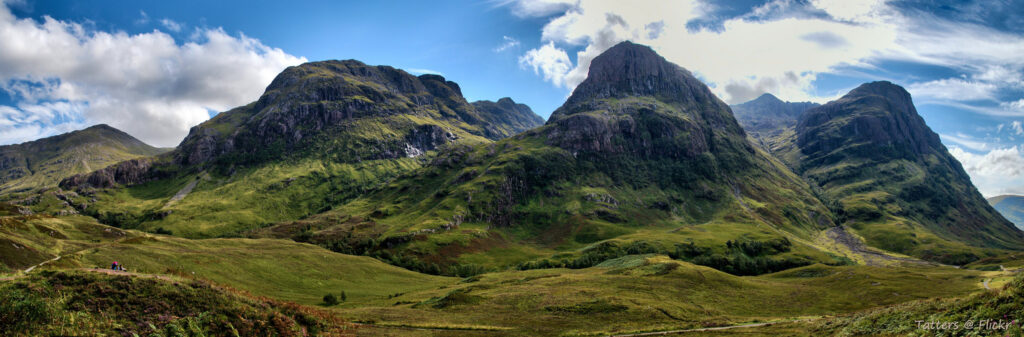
[{"left": 323, "top": 293, "right": 339, "bottom": 306}]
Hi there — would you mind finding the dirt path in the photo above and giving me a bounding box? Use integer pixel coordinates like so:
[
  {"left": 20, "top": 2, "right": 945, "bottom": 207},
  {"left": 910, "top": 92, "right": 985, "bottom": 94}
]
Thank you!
[
  {"left": 608, "top": 319, "right": 811, "bottom": 336},
  {"left": 24, "top": 255, "right": 62, "bottom": 273},
  {"left": 5, "top": 236, "right": 130, "bottom": 280}
]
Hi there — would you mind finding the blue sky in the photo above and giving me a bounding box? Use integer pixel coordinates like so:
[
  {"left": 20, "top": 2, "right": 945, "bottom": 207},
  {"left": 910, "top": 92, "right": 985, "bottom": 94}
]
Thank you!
[{"left": 0, "top": 0, "right": 1023, "bottom": 196}]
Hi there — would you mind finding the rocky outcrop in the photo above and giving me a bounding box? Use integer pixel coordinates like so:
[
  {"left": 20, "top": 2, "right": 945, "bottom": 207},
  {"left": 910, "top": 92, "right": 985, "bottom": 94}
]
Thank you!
[
  {"left": 59, "top": 158, "right": 158, "bottom": 189},
  {"left": 797, "top": 82, "right": 948, "bottom": 167},
  {"left": 541, "top": 41, "right": 752, "bottom": 164},
  {"left": 174, "top": 60, "right": 504, "bottom": 167},
  {"left": 551, "top": 41, "right": 743, "bottom": 135}
]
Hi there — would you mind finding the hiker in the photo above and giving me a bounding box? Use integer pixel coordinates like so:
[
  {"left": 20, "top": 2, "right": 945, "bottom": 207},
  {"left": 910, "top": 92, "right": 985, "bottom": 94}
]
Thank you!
[{"left": 111, "top": 261, "right": 118, "bottom": 270}]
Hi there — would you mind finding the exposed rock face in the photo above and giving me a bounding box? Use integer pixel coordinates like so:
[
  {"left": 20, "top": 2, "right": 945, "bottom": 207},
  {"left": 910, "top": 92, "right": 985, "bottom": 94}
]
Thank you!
[
  {"left": 172, "top": 60, "right": 541, "bottom": 168},
  {"left": 59, "top": 158, "right": 159, "bottom": 189},
  {"left": 797, "top": 82, "right": 947, "bottom": 166},
  {"left": 543, "top": 41, "right": 752, "bottom": 164},
  {"left": 471, "top": 97, "right": 545, "bottom": 137},
  {"left": 175, "top": 60, "right": 491, "bottom": 166},
  {"left": 790, "top": 81, "right": 1024, "bottom": 254}
]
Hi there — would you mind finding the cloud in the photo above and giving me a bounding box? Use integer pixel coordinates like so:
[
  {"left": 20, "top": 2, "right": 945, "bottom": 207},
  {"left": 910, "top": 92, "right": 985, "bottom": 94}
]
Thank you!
[
  {"left": 907, "top": 78, "right": 998, "bottom": 101},
  {"left": 518, "top": 41, "right": 573, "bottom": 87},
  {"left": 135, "top": 10, "right": 149, "bottom": 25},
  {"left": 160, "top": 18, "right": 182, "bottom": 32},
  {"left": 497, "top": 0, "right": 575, "bottom": 18},
  {"left": 940, "top": 133, "right": 990, "bottom": 151},
  {"left": 406, "top": 68, "right": 444, "bottom": 75},
  {"left": 949, "top": 145, "right": 1024, "bottom": 197},
  {"left": 510, "top": 0, "right": 1024, "bottom": 105},
  {"left": 0, "top": 4, "right": 306, "bottom": 147},
  {"left": 494, "top": 35, "right": 520, "bottom": 52},
  {"left": 1013, "top": 121, "right": 1024, "bottom": 135}
]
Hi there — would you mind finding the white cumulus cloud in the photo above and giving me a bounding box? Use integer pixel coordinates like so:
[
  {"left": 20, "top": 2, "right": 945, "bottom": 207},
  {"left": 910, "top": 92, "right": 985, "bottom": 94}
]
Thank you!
[
  {"left": 949, "top": 145, "right": 1024, "bottom": 197},
  {"left": 0, "top": 4, "right": 306, "bottom": 147}
]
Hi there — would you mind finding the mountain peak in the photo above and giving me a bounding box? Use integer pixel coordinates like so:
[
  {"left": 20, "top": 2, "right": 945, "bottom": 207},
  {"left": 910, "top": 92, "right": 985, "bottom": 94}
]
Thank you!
[
  {"left": 844, "top": 81, "right": 913, "bottom": 107},
  {"left": 553, "top": 41, "right": 730, "bottom": 122},
  {"left": 750, "top": 93, "right": 783, "bottom": 104}
]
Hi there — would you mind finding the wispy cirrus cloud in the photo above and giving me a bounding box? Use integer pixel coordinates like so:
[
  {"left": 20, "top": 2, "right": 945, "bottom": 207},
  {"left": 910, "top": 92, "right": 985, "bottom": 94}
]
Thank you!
[{"left": 494, "top": 35, "right": 520, "bottom": 53}]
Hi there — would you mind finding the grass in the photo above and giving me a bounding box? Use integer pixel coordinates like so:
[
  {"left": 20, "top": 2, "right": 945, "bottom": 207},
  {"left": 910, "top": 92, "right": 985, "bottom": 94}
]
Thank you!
[
  {"left": 0, "top": 270, "right": 353, "bottom": 336},
  {"left": 333, "top": 256, "right": 985, "bottom": 336},
  {"left": 64, "top": 235, "right": 456, "bottom": 306},
  {"left": 1, "top": 214, "right": 1004, "bottom": 336}
]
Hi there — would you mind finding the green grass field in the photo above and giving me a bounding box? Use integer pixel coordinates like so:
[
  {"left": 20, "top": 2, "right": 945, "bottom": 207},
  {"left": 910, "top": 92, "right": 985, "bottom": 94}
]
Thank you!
[{"left": 2, "top": 214, "right": 1016, "bottom": 336}]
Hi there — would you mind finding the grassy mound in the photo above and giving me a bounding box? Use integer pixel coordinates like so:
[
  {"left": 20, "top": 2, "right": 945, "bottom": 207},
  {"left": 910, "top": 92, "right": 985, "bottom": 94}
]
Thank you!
[
  {"left": 812, "top": 273, "right": 1024, "bottom": 336},
  {"left": 0, "top": 271, "right": 351, "bottom": 336}
]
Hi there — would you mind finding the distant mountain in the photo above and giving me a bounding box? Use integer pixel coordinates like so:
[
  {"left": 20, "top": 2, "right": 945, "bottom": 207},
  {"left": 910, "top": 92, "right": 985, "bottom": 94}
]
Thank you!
[
  {"left": 57, "top": 60, "right": 538, "bottom": 237},
  {"left": 777, "top": 82, "right": 1024, "bottom": 264},
  {"left": 731, "top": 93, "right": 818, "bottom": 140},
  {"left": 264, "top": 41, "right": 840, "bottom": 275},
  {"left": 0, "top": 124, "right": 166, "bottom": 194},
  {"left": 989, "top": 195, "right": 1024, "bottom": 229},
  {"left": 471, "top": 97, "right": 544, "bottom": 136}
]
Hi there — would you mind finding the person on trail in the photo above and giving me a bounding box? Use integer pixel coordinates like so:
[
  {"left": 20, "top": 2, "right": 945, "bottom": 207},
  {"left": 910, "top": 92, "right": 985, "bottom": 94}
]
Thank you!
[{"left": 111, "top": 261, "right": 118, "bottom": 270}]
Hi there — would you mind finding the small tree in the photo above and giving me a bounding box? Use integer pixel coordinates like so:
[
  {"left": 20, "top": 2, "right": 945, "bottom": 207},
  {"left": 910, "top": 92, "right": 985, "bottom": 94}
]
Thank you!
[
  {"left": 340, "top": 291, "right": 347, "bottom": 302},
  {"left": 323, "top": 293, "right": 338, "bottom": 306}
]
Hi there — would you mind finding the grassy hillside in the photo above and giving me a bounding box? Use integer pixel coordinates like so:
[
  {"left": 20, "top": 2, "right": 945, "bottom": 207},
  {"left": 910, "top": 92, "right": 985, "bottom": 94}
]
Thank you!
[
  {"left": 334, "top": 255, "right": 985, "bottom": 336},
  {"left": 802, "top": 272, "right": 1024, "bottom": 336},
  {"left": 0, "top": 124, "right": 167, "bottom": 194},
  {"left": 0, "top": 271, "right": 352, "bottom": 336},
  {"left": 0, "top": 213, "right": 454, "bottom": 305},
  {"left": 1, "top": 213, "right": 999, "bottom": 336}
]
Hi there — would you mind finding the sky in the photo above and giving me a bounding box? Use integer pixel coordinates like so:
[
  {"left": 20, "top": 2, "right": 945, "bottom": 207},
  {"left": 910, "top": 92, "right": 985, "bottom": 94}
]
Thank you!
[{"left": 0, "top": 0, "right": 1022, "bottom": 196}]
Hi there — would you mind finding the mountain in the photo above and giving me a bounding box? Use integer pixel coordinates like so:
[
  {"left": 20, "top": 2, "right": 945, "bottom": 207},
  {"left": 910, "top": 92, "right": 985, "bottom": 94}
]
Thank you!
[
  {"left": 471, "top": 97, "right": 545, "bottom": 136},
  {"left": 989, "top": 195, "right": 1024, "bottom": 229},
  {"left": 777, "top": 81, "right": 1024, "bottom": 264},
  {"left": 259, "top": 41, "right": 842, "bottom": 276},
  {"left": 731, "top": 93, "right": 818, "bottom": 137},
  {"left": 0, "top": 124, "right": 167, "bottom": 195},
  {"left": 55, "top": 60, "right": 538, "bottom": 237},
  {"left": 731, "top": 93, "right": 818, "bottom": 151}
]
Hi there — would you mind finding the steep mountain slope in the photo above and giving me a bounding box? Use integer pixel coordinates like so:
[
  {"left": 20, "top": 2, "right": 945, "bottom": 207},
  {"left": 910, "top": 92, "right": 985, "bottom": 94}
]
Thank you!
[
  {"left": 471, "top": 97, "right": 545, "bottom": 136},
  {"left": 0, "top": 124, "right": 166, "bottom": 194},
  {"left": 989, "top": 195, "right": 1024, "bottom": 229},
  {"left": 731, "top": 93, "right": 818, "bottom": 140},
  {"left": 57, "top": 60, "right": 537, "bottom": 237},
  {"left": 776, "top": 82, "right": 1024, "bottom": 264},
  {"left": 264, "top": 42, "right": 841, "bottom": 275}
]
